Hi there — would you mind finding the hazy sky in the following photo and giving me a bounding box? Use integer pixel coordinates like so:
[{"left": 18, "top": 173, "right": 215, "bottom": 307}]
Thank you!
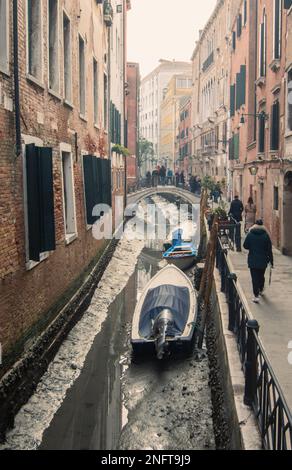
[{"left": 127, "top": 0, "right": 217, "bottom": 79}]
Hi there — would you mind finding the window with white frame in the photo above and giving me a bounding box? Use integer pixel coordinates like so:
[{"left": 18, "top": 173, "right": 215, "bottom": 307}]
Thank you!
[
  {"left": 27, "top": 0, "right": 42, "bottom": 81},
  {"left": 0, "top": 0, "right": 9, "bottom": 73},
  {"left": 287, "top": 69, "right": 292, "bottom": 132},
  {"left": 79, "top": 35, "right": 86, "bottom": 116},
  {"left": 273, "top": 0, "right": 282, "bottom": 60},
  {"left": 61, "top": 151, "right": 77, "bottom": 239},
  {"left": 48, "top": 0, "right": 59, "bottom": 92},
  {"left": 63, "top": 12, "right": 72, "bottom": 102},
  {"left": 93, "top": 57, "right": 99, "bottom": 125}
]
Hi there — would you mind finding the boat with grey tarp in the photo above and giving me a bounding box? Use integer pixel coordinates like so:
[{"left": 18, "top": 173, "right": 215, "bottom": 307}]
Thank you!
[{"left": 131, "top": 265, "right": 197, "bottom": 359}]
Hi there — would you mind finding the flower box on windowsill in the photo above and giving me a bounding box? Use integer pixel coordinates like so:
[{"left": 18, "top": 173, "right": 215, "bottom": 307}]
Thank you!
[{"left": 269, "top": 59, "right": 281, "bottom": 73}]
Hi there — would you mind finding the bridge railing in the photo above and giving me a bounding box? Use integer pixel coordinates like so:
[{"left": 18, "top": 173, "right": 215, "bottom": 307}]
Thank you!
[{"left": 216, "top": 239, "right": 292, "bottom": 450}]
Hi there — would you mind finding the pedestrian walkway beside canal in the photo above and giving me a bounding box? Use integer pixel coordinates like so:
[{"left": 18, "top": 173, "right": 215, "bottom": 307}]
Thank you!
[{"left": 228, "top": 248, "right": 292, "bottom": 412}]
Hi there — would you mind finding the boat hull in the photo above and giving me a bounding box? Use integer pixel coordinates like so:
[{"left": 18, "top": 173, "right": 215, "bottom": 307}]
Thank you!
[{"left": 165, "top": 255, "right": 196, "bottom": 271}]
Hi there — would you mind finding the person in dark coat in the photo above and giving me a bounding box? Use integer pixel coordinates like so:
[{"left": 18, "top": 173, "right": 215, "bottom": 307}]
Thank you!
[
  {"left": 243, "top": 220, "right": 274, "bottom": 303},
  {"left": 229, "top": 195, "right": 244, "bottom": 222}
]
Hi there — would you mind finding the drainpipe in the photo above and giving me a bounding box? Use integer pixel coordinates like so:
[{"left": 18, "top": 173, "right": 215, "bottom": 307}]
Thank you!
[
  {"left": 13, "top": 0, "right": 21, "bottom": 157},
  {"left": 123, "top": 0, "right": 127, "bottom": 210}
]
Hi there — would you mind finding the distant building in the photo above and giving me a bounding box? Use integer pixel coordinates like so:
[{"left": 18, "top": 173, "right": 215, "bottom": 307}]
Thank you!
[
  {"left": 139, "top": 60, "right": 192, "bottom": 175},
  {"left": 177, "top": 97, "right": 192, "bottom": 181},
  {"left": 126, "top": 62, "right": 140, "bottom": 188},
  {"left": 160, "top": 74, "right": 193, "bottom": 173}
]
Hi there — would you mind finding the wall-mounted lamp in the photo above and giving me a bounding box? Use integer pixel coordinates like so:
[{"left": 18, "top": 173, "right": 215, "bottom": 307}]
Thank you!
[
  {"left": 240, "top": 111, "right": 269, "bottom": 125},
  {"left": 249, "top": 166, "right": 258, "bottom": 176}
]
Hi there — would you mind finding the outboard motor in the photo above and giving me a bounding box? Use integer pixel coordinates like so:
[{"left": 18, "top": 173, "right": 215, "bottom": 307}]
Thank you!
[{"left": 152, "top": 309, "right": 175, "bottom": 360}]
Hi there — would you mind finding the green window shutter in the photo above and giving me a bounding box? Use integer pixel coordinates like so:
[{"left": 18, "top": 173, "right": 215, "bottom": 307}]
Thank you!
[
  {"left": 270, "top": 101, "right": 280, "bottom": 150},
  {"left": 230, "top": 84, "right": 236, "bottom": 117},
  {"left": 100, "top": 158, "right": 112, "bottom": 207},
  {"left": 234, "top": 134, "right": 240, "bottom": 160},
  {"left": 258, "top": 116, "right": 265, "bottom": 153},
  {"left": 244, "top": 1, "right": 247, "bottom": 24},
  {"left": 26, "top": 144, "right": 42, "bottom": 262},
  {"left": 274, "top": 0, "right": 281, "bottom": 59},
  {"left": 26, "top": 145, "right": 56, "bottom": 261},
  {"left": 229, "top": 136, "right": 234, "bottom": 160},
  {"left": 240, "top": 65, "right": 246, "bottom": 107},
  {"left": 284, "top": 0, "right": 292, "bottom": 9},
  {"left": 232, "top": 31, "right": 236, "bottom": 50},
  {"left": 39, "top": 147, "right": 56, "bottom": 253},
  {"left": 83, "top": 155, "right": 96, "bottom": 225},
  {"left": 236, "top": 73, "right": 241, "bottom": 110}
]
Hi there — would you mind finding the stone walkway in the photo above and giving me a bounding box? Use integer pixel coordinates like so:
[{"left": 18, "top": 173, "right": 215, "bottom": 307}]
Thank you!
[{"left": 228, "top": 246, "right": 292, "bottom": 411}]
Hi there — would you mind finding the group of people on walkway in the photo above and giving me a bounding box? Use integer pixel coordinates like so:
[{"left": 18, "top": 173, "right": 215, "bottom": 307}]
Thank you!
[
  {"left": 229, "top": 195, "right": 274, "bottom": 304},
  {"left": 145, "top": 167, "right": 202, "bottom": 193}
]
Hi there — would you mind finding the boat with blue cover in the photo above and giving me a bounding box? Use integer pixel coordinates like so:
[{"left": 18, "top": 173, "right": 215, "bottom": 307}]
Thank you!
[{"left": 131, "top": 264, "right": 197, "bottom": 359}]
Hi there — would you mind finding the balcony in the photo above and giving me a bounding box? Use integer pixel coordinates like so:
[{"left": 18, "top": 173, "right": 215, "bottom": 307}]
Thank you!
[
  {"left": 103, "top": 1, "right": 113, "bottom": 27},
  {"left": 202, "top": 51, "right": 214, "bottom": 73}
]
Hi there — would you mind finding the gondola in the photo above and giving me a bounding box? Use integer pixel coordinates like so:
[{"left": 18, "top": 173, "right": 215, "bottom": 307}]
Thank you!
[{"left": 131, "top": 265, "right": 197, "bottom": 360}]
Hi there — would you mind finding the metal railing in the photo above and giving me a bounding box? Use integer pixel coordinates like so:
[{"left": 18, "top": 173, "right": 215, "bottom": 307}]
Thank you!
[{"left": 216, "top": 239, "right": 292, "bottom": 450}]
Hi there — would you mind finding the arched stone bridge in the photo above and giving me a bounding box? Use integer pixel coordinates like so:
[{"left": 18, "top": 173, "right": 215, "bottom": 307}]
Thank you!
[{"left": 127, "top": 186, "right": 200, "bottom": 206}]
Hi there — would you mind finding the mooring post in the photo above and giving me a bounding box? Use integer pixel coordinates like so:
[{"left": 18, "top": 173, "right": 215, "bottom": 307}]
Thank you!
[
  {"left": 244, "top": 319, "right": 260, "bottom": 406},
  {"left": 227, "top": 273, "right": 237, "bottom": 332}
]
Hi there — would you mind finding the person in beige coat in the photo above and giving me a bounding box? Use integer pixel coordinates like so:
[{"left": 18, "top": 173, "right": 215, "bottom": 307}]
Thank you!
[{"left": 244, "top": 197, "right": 257, "bottom": 233}]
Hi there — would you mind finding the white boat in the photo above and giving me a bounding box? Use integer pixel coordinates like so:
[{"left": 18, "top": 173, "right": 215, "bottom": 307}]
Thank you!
[
  {"left": 131, "top": 265, "right": 197, "bottom": 359},
  {"left": 163, "top": 229, "right": 198, "bottom": 271}
]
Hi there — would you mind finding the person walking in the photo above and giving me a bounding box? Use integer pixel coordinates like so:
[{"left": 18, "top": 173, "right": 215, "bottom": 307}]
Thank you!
[
  {"left": 244, "top": 197, "right": 256, "bottom": 233},
  {"left": 229, "top": 195, "right": 244, "bottom": 222},
  {"left": 243, "top": 220, "right": 274, "bottom": 304},
  {"left": 229, "top": 195, "right": 244, "bottom": 251}
]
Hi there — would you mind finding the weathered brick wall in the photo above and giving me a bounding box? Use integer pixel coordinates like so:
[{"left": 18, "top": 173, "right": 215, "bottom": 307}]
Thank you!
[{"left": 0, "top": 1, "right": 114, "bottom": 366}]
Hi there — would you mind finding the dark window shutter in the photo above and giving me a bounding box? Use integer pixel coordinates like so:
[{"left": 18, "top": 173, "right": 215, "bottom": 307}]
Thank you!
[
  {"left": 229, "top": 136, "right": 234, "bottom": 160},
  {"left": 237, "top": 14, "right": 242, "bottom": 37},
  {"left": 270, "top": 101, "right": 280, "bottom": 150},
  {"left": 230, "top": 84, "right": 236, "bottom": 116},
  {"left": 258, "top": 116, "right": 265, "bottom": 153},
  {"left": 39, "top": 147, "right": 55, "bottom": 253},
  {"left": 240, "top": 65, "right": 246, "bottom": 107},
  {"left": 83, "top": 155, "right": 96, "bottom": 225},
  {"left": 236, "top": 72, "right": 241, "bottom": 110},
  {"left": 260, "top": 22, "right": 266, "bottom": 77},
  {"left": 274, "top": 0, "right": 281, "bottom": 59},
  {"left": 232, "top": 31, "right": 236, "bottom": 50},
  {"left": 100, "top": 158, "right": 112, "bottom": 207},
  {"left": 284, "top": 0, "right": 292, "bottom": 8},
  {"left": 244, "top": 0, "right": 247, "bottom": 24},
  {"left": 26, "top": 144, "right": 41, "bottom": 262}
]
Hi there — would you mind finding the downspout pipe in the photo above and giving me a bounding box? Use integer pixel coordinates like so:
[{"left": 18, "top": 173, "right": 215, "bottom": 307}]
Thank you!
[{"left": 13, "top": 0, "right": 21, "bottom": 157}]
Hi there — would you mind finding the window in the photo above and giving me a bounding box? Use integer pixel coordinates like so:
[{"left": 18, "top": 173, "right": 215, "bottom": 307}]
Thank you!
[
  {"left": 287, "top": 69, "right": 292, "bottom": 131},
  {"left": 0, "top": 0, "right": 9, "bottom": 73},
  {"left": 63, "top": 12, "right": 72, "bottom": 102},
  {"left": 176, "top": 78, "right": 192, "bottom": 89},
  {"left": 274, "top": 0, "right": 282, "bottom": 60},
  {"left": 25, "top": 144, "right": 56, "bottom": 262},
  {"left": 62, "top": 151, "right": 77, "bottom": 240},
  {"left": 236, "top": 65, "right": 246, "bottom": 110},
  {"left": 230, "top": 84, "right": 236, "bottom": 117},
  {"left": 237, "top": 14, "right": 242, "bottom": 38},
  {"left": 270, "top": 100, "right": 280, "bottom": 150},
  {"left": 27, "top": 0, "right": 42, "bottom": 80},
  {"left": 232, "top": 31, "right": 236, "bottom": 51},
  {"left": 48, "top": 0, "right": 59, "bottom": 92},
  {"left": 274, "top": 186, "right": 279, "bottom": 211},
  {"left": 93, "top": 58, "right": 98, "bottom": 124},
  {"left": 79, "top": 35, "right": 85, "bottom": 116}
]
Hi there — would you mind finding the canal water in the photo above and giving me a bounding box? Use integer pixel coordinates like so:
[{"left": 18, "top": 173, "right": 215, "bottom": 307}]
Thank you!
[{"left": 1, "top": 195, "right": 215, "bottom": 451}]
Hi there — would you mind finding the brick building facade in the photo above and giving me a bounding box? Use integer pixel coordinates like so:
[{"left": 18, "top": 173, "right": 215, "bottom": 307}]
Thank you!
[
  {"left": 177, "top": 96, "right": 192, "bottom": 181},
  {"left": 0, "top": 0, "right": 128, "bottom": 375},
  {"left": 126, "top": 62, "right": 140, "bottom": 189}
]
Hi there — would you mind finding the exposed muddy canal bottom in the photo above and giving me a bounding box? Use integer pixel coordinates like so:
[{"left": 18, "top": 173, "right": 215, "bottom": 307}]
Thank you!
[{"left": 1, "top": 196, "right": 215, "bottom": 450}]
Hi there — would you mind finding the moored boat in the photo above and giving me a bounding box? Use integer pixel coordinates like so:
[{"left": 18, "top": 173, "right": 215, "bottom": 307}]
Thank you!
[
  {"left": 163, "top": 229, "right": 198, "bottom": 271},
  {"left": 131, "top": 265, "right": 197, "bottom": 359}
]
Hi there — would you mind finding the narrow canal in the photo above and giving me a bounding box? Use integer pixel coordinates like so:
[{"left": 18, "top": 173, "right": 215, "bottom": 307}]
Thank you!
[{"left": 1, "top": 195, "right": 215, "bottom": 451}]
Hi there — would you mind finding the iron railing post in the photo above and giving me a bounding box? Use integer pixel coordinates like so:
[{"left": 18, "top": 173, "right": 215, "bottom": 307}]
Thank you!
[
  {"left": 244, "top": 319, "right": 260, "bottom": 406},
  {"left": 227, "top": 273, "right": 237, "bottom": 331}
]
